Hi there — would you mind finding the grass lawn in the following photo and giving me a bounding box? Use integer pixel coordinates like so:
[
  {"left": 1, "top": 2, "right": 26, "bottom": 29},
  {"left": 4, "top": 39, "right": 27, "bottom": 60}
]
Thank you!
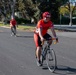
[
  {"left": 18, "top": 24, "right": 35, "bottom": 31},
  {"left": 0, "top": 22, "right": 59, "bottom": 32},
  {"left": 0, "top": 23, "right": 36, "bottom": 31}
]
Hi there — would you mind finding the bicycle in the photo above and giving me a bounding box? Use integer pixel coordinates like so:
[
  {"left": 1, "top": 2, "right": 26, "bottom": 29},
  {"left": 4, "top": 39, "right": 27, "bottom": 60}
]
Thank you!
[
  {"left": 40, "top": 38, "right": 58, "bottom": 73},
  {"left": 11, "top": 26, "right": 17, "bottom": 36}
]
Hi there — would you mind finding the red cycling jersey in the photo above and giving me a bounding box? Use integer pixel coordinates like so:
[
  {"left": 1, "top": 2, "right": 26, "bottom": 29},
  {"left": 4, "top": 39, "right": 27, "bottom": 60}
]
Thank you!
[
  {"left": 35, "top": 19, "right": 54, "bottom": 36},
  {"left": 10, "top": 19, "right": 17, "bottom": 26}
]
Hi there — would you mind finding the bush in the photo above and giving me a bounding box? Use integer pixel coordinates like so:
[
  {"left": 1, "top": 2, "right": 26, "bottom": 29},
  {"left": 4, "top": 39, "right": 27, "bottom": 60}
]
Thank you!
[
  {"left": 15, "top": 17, "right": 31, "bottom": 24},
  {"left": 61, "top": 17, "right": 70, "bottom": 24},
  {"left": 61, "top": 17, "right": 76, "bottom": 25},
  {"left": 72, "top": 18, "right": 76, "bottom": 24}
]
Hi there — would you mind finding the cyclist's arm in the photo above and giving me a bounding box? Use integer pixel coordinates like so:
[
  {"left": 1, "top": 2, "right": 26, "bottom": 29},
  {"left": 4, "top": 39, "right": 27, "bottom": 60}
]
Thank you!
[
  {"left": 10, "top": 21, "right": 13, "bottom": 27},
  {"left": 51, "top": 27, "right": 57, "bottom": 38},
  {"left": 50, "top": 27, "right": 58, "bottom": 42},
  {"left": 51, "top": 27, "right": 58, "bottom": 42},
  {"left": 16, "top": 22, "right": 18, "bottom": 27},
  {"left": 38, "top": 28, "right": 44, "bottom": 41},
  {"left": 14, "top": 20, "right": 18, "bottom": 27}
]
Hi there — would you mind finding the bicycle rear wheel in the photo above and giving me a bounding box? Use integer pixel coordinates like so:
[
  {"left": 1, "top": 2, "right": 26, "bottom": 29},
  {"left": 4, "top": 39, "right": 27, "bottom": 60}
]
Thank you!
[{"left": 46, "top": 49, "right": 57, "bottom": 72}]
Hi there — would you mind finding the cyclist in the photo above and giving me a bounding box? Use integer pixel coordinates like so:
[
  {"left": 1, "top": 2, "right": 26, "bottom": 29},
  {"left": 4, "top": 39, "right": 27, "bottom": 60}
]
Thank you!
[
  {"left": 10, "top": 17, "right": 17, "bottom": 36},
  {"left": 34, "top": 11, "right": 58, "bottom": 66}
]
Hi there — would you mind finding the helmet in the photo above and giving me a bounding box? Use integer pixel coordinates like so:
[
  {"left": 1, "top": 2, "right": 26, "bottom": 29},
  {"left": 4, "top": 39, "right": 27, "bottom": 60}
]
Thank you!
[{"left": 42, "top": 12, "right": 51, "bottom": 18}]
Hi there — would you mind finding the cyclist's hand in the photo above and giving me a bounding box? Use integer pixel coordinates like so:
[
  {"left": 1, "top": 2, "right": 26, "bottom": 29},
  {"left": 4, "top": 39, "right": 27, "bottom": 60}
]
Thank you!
[
  {"left": 41, "top": 37, "right": 45, "bottom": 45},
  {"left": 41, "top": 37, "right": 44, "bottom": 42},
  {"left": 55, "top": 37, "right": 58, "bottom": 43},
  {"left": 54, "top": 37, "right": 58, "bottom": 44}
]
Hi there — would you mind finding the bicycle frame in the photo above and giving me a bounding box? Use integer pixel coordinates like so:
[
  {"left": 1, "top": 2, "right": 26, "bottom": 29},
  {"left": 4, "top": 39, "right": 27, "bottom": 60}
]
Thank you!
[
  {"left": 11, "top": 26, "right": 16, "bottom": 35},
  {"left": 41, "top": 41, "right": 51, "bottom": 62},
  {"left": 41, "top": 39, "right": 57, "bottom": 72}
]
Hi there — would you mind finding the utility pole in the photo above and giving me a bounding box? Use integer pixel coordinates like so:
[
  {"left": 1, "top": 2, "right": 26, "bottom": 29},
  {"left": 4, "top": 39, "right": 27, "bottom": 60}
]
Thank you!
[
  {"left": 11, "top": 0, "right": 16, "bottom": 18},
  {"left": 69, "top": 0, "right": 76, "bottom": 26},
  {"left": 69, "top": 2, "right": 72, "bottom": 26}
]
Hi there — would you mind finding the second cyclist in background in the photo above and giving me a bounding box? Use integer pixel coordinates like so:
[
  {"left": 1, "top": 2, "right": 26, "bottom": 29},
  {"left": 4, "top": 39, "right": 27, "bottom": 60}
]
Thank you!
[{"left": 10, "top": 17, "right": 18, "bottom": 36}]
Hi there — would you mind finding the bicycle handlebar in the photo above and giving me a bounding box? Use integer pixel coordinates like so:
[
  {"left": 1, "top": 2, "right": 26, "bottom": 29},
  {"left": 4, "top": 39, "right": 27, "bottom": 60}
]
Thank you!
[{"left": 41, "top": 38, "right": 58, "bottom": 45}]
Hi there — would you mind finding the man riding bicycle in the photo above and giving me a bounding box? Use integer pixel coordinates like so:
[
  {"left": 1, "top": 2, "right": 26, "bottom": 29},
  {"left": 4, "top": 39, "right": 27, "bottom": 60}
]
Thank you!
[
  {"left": 34, "top": 11, "right": 58, "bottom": 66},
  {"left": 10, "top": 17, "right": 17, "bottom": 36}
]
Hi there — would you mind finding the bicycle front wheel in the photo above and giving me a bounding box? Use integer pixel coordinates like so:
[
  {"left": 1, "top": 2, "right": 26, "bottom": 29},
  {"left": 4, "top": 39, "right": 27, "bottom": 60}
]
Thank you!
[{"left": 46, "top": 49, "right": 57, "bottom": 72}]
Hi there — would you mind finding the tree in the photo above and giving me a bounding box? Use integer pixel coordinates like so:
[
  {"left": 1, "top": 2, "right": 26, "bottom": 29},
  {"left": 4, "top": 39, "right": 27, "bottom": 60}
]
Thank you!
[
  {"left": 59, "top": 2, "right": 76, "bottom": 25},
  {"left": 0, "top": 0, "right": 17, "bottom": 23},
  {"left": 35, "top": 0, "right": 69, "bottom": 22},
  {"left": 0, "top": 0, "right": 70, "bottom": 24},
  {"left": 0, "top": 0, "right": 10, "bottom": 24},
  {"left": 59, "top": 6, "right": 69, "bottom": 16}
]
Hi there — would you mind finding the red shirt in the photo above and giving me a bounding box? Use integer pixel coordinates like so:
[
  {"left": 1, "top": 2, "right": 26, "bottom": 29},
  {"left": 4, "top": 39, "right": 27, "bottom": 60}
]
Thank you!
[
  {"left": 10, "top": 19, "right": 17, "bottom": 26},
  {"left": 35, "top": 19, "right": 54, "bottom": 36}
]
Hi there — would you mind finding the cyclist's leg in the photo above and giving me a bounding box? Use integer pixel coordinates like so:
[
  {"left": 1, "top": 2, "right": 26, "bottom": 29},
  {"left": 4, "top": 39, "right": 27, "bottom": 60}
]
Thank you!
[
  {"left": 43, "top": 33, "right": 52, "bottom": 45},
  {"left": 13, "top": 25, "right": 16, "bottom": 35},
  {"left": 11, "top": 26, "right": 14, "bottom": 36},
  {"left": 36, "top": 47, "right": 41, "bottom": 60},
  {"left": 34, "top": 33, "right": 42, "bottom": 66}
]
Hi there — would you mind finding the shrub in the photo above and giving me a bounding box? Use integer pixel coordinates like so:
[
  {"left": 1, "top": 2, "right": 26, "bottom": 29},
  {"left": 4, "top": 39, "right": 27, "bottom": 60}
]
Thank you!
[{"left": 15, "top": 17, "right": 31, "bottom": 24}]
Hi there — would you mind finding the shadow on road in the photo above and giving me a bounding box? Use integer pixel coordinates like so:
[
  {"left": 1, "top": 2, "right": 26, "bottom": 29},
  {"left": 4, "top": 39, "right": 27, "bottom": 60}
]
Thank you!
[
  {"left": 41, "top": 65, "right": 76, "bottom": 75},
  {"left": 54, "top": 65, "right": 76, "bottom": 75},
  {"left": 17, "top": 35, "right": 33, "bottom": 38}
]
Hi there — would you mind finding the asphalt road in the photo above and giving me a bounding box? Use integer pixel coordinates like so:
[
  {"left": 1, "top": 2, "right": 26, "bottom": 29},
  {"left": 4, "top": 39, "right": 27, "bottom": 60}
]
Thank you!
[{"left": 0, "top": 27, "right": 76, "bottom": 75}]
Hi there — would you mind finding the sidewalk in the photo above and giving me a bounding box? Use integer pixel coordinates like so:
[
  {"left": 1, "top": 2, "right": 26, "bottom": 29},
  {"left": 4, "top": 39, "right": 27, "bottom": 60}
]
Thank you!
[{"left": 54, "top": 25, "right": 76, "bottom": 32}]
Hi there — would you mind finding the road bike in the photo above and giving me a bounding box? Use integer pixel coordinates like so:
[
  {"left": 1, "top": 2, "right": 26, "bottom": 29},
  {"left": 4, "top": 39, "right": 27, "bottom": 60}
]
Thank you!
[
  {"left": 11, "top": 26, "right": 17, "bottom": 36},
  {"left": 40, "top": 38, "right": 58, "bottom": 73}
]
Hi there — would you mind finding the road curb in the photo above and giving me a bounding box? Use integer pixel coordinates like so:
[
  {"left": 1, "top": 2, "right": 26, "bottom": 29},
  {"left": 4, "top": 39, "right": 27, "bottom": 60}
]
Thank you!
[{"left": 54, "top": 25, "right": 76, "bottom": 32}]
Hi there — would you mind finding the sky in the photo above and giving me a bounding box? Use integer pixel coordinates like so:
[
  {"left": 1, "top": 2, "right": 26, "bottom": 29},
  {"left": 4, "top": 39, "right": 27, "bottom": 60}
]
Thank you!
[
  {"left": 69, "top": 0, "right": 76, "bottom": 2},
  {"left": 69, "top": 0, "right": 76, "bottom": 6}
]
